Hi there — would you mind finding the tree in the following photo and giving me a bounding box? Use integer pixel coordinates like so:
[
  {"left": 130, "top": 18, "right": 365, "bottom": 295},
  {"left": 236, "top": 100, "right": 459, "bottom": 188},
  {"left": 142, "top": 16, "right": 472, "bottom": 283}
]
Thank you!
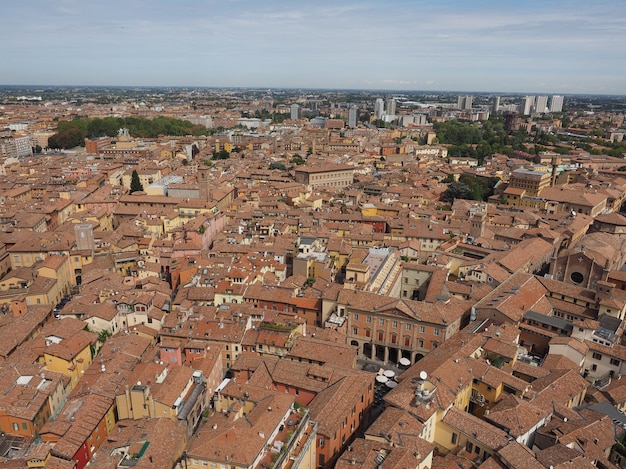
[
  {"left": 130, "top": 170, "right": 144, "bottom": 193},
  {"left": 212, "top": 149, "right": 230, "bottom": 160},
  {"left": 98, "top": 329, "right": 112, "bottom": 343},
  {"left": 442, "top": 182, "right": 473, "bottom": 203},
  {"left": 442, "top": 175, "right": 499, "bottom": 202},
  {"left": 290, "top": 154, "right": 305, "bottom": 165},
  {"left": 48, "top": 127, "right": 85, "bottom": 149}
]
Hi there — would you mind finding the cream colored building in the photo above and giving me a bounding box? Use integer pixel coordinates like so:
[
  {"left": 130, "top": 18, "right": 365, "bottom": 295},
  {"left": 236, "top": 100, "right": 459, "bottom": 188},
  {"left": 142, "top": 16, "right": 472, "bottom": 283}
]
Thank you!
[{"left": 294, "top": 164, "right": 354, "bottom": 189}]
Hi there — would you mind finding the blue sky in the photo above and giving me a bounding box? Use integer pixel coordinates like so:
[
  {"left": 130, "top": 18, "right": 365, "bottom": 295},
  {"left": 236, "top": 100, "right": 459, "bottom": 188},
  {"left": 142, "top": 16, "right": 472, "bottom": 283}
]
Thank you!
[{"left": 3, "top": 0, "right": 626, "bottom": 94}]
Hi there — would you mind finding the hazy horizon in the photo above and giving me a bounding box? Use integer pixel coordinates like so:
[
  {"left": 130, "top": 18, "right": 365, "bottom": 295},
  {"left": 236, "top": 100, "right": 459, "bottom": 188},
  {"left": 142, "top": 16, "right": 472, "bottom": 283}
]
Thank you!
[{"left": 3, "top": 0, "right": 626, "bottom": 95}]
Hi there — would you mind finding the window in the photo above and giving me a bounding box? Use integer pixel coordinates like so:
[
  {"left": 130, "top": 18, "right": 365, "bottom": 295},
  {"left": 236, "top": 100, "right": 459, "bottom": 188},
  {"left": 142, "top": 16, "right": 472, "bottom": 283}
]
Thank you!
[
  {"left": 451, "top": 433, "right": 458, "bottom": 444},
  {"left": 420, "top": 325, "right": 425, "bottom": 333},
  {"left": 404, "top": 336, "right": 411, "bottom": 347},
  {"left": 365, "top": 328, "right": 371, "bottom": 338},
  {"left": 418, "top": 339, "right": 424, "bottom": 348},
  {"left": 353, "top": 313, "right": 359, "bottom": 321},
  {"left": 611, "top": 358, "right": 620, "bottom": 366},
  {"left": 366, "top": 316, "right": 372, "bottom": 323},
  {"left": 352, "top": 326, "right": 358, "bottom": 335},
  {"left": 378, "top": 331, "right": 384, "bottom": 341},
  {"left": 434, "top": 328, "right": 439, "bottom": 336},
  {"left": 570, "top": 271, "right": 584, "bottom": 284},
  {"left": 392, "top": 321, "right": 398, "bottom": 328},
  {"left": 466, "top": 441, "right": 473, "bottom": 453},
  {"left": 12, "top": 423, "right": 18, "bottom": 431},
  {"left": 379, "top": 319, "right": 385, "bottom": 326},
  {"left": 406, "top": 323, "right": 411, "bottom": 330},
  {"left": 593, "top": 352, "right": 602, "bottom": 360},
  {"left": 22, "top": 422, "right": 28, "bottom": 430}
]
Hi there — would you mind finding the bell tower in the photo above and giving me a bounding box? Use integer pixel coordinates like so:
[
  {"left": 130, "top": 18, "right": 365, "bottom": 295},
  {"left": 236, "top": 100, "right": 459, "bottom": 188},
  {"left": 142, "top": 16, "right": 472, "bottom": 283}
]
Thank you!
[{"left": 198, "top": 166, "right": 210, "bottom": 201}]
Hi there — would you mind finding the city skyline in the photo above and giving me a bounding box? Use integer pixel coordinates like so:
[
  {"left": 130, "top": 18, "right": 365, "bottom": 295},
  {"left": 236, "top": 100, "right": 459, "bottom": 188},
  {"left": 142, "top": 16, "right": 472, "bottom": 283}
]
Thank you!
[{"left": 2, "top": 0, "right": 626, "bottom": 95}]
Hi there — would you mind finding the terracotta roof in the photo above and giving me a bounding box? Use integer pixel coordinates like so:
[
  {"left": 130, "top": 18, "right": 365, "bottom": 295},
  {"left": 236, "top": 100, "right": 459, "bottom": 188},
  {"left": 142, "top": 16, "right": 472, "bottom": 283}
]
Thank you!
[
  {"left": 442, "top": 406, "right": 509, "bottom": 451},
  {"left": 485, "top": 394, "right": 550, "bottom": 437},
  {"left": 308, "top": 374, "right": 373, "bottom": 438},
  {"left": 497, "top": 441, "right": 544, "bottom": 469}
]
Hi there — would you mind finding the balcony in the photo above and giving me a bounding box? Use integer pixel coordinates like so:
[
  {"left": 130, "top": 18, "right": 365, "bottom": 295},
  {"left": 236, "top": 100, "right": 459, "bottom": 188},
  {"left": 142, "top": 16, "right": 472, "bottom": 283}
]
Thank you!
[{"left": 257, "top": 407, "right": 310, "bottom": 469}]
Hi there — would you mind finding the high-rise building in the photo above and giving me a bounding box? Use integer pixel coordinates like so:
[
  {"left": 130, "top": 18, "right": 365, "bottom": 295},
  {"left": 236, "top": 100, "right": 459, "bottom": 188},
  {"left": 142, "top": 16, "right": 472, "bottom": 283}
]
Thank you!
[
  {"left": 550, "top": 95, "right": 564, "bottom": 113},
  {"left": 492, "top": 96, "right": 500, "bottom": 114},
  {"left": 457, "top": 95, "right": 473, "bottom": 110},
  {"left": 374, "top": 98, "right": 384, "bottom": 119},
  {"left": 385, "top": 98, "right": 396, "bottom": 116},
  {"left": 521, "top": 96, "right": 535, "bottom": 115},
  {"left": 534, "top": 96, "right": 548, "bottom": 114},
  {"left": 290, "top": 103, "right": 301, "bottom": 120},
  {"left": 348, "top": 106, "right": 358, "bottom": 128}
]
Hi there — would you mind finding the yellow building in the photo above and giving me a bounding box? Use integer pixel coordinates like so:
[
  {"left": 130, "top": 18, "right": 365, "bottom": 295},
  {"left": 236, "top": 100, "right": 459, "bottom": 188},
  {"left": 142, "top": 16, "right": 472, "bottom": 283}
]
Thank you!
[
  {"left": 121, "top": 168, "right": 163, "bottom": 192},
  {"left": 326, "top": 240, "right": 351, "bottom": 273},
  {"left": 508, "top": 169, "right": 552, "bottom": 197},
  {"left": 43, "top": 330, "right": 97, "bottom": 390},
  {"left": 214, "top": 140, "right": 233, "bottom": 153},
  {"left": 68, "top": 209, "right": 114, "bottom": 231},
  {"left": 0, "top": 255, "right": 73, "bottom": 307},
  {"left": 115, "top": 366, "right": 204, "bottom": 429},
  {"left": 438, "top": 406, "right": 509, "bottom": 463},
  {"left": 33, "top": 255, "right": 73, "bottom": 303},
  {"left": 361, "top": 203, "right": 378, "bottom": 217}
]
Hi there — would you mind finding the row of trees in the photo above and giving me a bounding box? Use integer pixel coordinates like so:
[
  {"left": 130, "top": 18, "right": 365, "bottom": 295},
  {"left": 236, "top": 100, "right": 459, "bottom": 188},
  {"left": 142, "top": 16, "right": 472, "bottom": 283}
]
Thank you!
[
  {"left": 436, "top": 116, "right": 626, "bottom": 162},
  {"left": 434, "top": 118, "right": 531, "bottom": 163},
  {"left": 241, "top": 109, "right": 290, "bottom": 124},
  {"left": 48, "top": 116, "right": 208, "bottom": 149}
]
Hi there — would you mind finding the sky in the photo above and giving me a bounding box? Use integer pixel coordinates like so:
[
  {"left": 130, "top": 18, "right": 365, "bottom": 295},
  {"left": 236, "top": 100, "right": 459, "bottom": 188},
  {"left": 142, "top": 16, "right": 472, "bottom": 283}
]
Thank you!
[{"left": 2, "top": 0, "right": 626, "bottom": 94}]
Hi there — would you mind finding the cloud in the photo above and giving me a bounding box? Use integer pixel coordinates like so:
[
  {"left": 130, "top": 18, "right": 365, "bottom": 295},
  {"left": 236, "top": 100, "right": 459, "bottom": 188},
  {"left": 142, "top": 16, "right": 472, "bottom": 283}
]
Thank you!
[{"left": 1, "top": 0, "right": 625, "bottom": 93}]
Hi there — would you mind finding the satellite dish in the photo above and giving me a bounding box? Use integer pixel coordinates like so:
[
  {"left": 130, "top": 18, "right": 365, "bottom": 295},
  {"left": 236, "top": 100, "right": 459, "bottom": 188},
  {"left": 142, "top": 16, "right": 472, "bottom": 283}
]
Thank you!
[{"left": 419, "top": 371, "right": 427, "bottom": 380}]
